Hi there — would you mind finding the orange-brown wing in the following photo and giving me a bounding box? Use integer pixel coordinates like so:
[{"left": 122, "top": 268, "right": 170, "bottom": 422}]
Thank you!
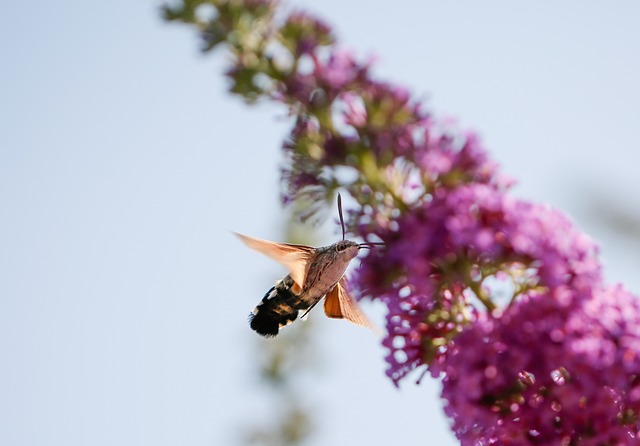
[
  {"left": 234, "top": 233, "right": 315, "bottom": 288},
  {"left": 323, "top": 278, "right": 372, "bottom": 328},
  {"left": 323, "top": 284, "right": 343, "bottom": 319}
]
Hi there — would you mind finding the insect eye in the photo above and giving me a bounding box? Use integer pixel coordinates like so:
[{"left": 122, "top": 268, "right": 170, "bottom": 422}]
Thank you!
[{"left": 336, "top": 242, "right": 347, "bottom": 252}]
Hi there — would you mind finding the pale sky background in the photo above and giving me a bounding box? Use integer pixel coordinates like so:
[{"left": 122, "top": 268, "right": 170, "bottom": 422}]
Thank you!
[{"left": 1, "top": 1, "right": 639, "bottom": 446}]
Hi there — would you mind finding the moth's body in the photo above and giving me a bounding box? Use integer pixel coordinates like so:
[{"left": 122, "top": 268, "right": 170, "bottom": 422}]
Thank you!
[
  {"left": 298, "top": 241, "right": 360, "bottom": 304},
  {"left": 236, "top": 193, "right": 378, "bottom": 337},
  {"left": 236, "top": 234, "right": 372, "bottom": 337}
]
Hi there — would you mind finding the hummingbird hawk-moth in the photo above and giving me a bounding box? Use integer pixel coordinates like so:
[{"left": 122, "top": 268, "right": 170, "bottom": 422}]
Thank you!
[{"left": 235, "top": 194, "right": 381, "bottom": 337}]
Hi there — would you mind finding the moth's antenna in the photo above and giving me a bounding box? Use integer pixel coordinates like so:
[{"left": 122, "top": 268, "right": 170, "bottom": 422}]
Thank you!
[{"left": 337, "top": 193, "right": 346, "bottom": 241}]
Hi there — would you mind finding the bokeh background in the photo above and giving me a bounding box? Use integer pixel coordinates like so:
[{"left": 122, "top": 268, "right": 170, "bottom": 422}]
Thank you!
[{"left": 2, "top": 1, "right": 639, "bottom": 445}]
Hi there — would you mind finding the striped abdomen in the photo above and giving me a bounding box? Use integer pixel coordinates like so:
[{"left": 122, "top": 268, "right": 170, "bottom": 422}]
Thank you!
[{"left": 249, "top": 275, "right": 313, "bottom": 337}]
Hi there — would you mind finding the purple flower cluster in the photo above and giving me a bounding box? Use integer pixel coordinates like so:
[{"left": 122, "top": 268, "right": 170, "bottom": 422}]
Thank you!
[
  {"left": 354, "top": 186, "right": 601, "bottom": 380},
  {"left": 243, "top": 2, "right": 640, "bottom": 440},
  {"left": 282, "top": 50, "right": 370, "bottom": 110},
  {"left": 440, "top": 285, "right": 640, "bottom": 444},
  {"left": 166, "top": 0, "right": 640, "bottom": 442},
  {"left": 273, "top": 10, "right": 640, "bottom": 439}
]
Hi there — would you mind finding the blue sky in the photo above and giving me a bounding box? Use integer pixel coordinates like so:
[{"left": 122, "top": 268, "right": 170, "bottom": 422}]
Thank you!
[{"left": 1, "top": 1, "right": 639, "bottom": 445}]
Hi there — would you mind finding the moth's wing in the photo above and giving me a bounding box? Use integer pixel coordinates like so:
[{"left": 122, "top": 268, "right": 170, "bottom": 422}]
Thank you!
[
  {"left": 323, "top": 278, "right": 373, "bottom": 329},
  {"left": 234, "top": 233, "right": 315, "bottom": 288},
  {"left": 323, "top": 285, "right": 343, "bottom": 319}
]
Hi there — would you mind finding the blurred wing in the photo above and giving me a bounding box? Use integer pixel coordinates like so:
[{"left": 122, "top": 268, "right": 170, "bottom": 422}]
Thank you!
[
  {"left": 323, "top": 278, "right": 372, "bottom": 329},
  {"left": 234, "top": 233, "right": 315, "bottom": 288}
]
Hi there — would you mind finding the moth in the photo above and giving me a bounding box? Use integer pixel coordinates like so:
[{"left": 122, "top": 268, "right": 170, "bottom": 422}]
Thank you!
[{"left": 235, "top": 194, "right": 382, "bottom": 337}]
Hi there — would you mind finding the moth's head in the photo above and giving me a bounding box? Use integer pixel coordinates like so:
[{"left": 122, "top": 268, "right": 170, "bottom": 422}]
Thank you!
[{"left": 334, "top": 240, "right": 360, "bottom": 260}]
